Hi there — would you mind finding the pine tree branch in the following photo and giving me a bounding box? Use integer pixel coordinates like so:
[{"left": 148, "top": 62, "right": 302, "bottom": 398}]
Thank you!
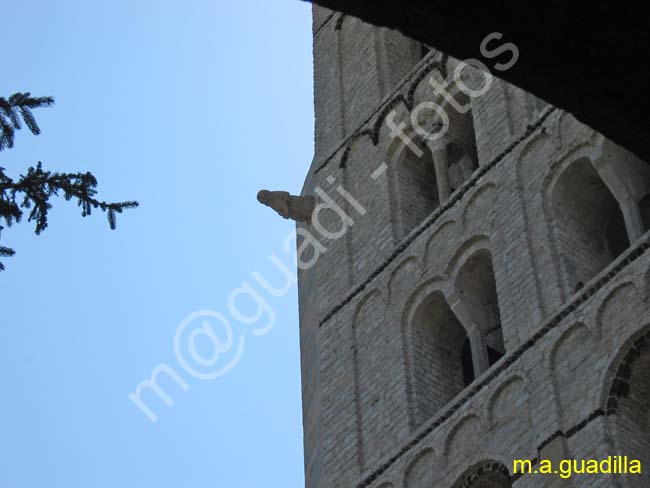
[
  {"left": 0, "top": 246, "right": 15, "bottom": 271},
  {"left": 0, "top": 163, "right": 139, "bottom": 270},
  {"left": 0, "top": 92, "right": 137, "bottom": 271},
  {"left": 0, "top": 93, "right": 54, "bottom": 150}
]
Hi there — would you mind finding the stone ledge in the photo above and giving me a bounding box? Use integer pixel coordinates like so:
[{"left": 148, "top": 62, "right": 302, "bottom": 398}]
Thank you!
[
  {"left": 319, "top": 107, "right": 557, "bottom": 329},
  {"left": 312, "top": 50, "right": 444, "bottom": 175},
  {"left": 353, "top": 235, "right": 650, "bottom": 487}
]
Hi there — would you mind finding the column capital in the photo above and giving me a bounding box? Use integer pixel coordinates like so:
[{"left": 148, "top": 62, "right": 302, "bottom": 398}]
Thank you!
[{"left": 425, "top": 134, "right": 451, "bottom": 154}]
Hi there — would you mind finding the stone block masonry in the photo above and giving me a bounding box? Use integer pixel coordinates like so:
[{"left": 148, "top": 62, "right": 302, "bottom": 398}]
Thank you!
[{"left": 298, "top": 5, "right": 650, "bottom": 487}]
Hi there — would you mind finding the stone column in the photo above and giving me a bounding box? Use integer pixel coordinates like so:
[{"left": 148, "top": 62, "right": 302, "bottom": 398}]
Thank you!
[
  {"left": 467, "top": 325, "right": 490, "bottom": 377},
  {"left": 428, "top": 139, "right": 451, "bottom": 203},
  {"left": 620, "top": 195, "right": 644, "bottom": 242},
  {"left": 447, "top": 290, "right": 490, "bottom": 377}
]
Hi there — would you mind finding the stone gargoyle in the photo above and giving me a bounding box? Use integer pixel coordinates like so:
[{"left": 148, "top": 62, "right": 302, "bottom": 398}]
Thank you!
[{"left": 257, "top": 190, "right": 315, "bottom": 223}]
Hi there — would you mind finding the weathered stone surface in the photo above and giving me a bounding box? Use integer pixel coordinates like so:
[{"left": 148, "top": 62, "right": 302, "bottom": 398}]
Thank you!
[
  {"left": 297, "top": 7, "right": 650, "bottom": 488},
  {"left": 306, "top": 0, "right": 650, "bottom": 164},
  {"left": 257, "top": 190, "right": 315, "bottom": 223}
]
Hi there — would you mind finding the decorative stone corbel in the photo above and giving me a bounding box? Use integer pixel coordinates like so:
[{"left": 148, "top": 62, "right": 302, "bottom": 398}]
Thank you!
[{"left": 257, "top": 190, "right": 315, "bottom": 224}]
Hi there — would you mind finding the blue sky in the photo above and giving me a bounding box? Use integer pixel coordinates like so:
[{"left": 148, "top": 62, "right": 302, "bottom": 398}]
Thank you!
[{"left": 0, "top": 1, "right": 313, "bottom": 486}]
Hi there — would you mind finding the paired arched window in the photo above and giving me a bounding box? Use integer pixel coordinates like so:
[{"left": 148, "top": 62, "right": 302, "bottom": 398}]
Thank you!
[
  {"left": 408, "top": 248, "right": 504, "bottom": 424},
  {"left": 393, "top": 96, "right": 479, "bottom": 237}
]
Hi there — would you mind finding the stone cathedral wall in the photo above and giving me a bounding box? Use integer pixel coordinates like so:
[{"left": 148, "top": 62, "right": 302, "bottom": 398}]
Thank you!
[{"left": 299, "top": 5, "right": 650, "bottom": 487}]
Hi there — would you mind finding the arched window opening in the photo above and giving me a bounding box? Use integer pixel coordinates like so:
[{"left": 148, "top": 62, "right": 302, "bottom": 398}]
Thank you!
[
  {"left": 410, "top": 292, "right": 469, "bottom": 424},
  {"left": 610, "top": 341, "right": 650, "bottom": 483},
  {"left": 467, "top": 472, "right": 512, "bottom": 488},
  {"left": 551, "top": 158, "right": 630, "bottom": 293},
  {"left": 452, "top": 462, "right": 513, "bottom": 488},
  {"left": 455, "top": 249, "right": 505, "bottom": 369},
  {"left": 396, "top": 143, "right": 439, "bottom": 236},
  {"left": 447, "top": 101, "right": 478, "bottom": 192},
  {"left": 430, "top": 100, "right": 479, "bottom": 199}
]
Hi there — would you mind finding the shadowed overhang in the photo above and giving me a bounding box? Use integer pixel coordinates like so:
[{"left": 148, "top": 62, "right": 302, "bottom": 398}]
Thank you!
[{"left": 305, "top": 1, "right": 649, "bottom": 163}]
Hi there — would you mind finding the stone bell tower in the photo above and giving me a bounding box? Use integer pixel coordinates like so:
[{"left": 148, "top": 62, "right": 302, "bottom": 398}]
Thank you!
[{"left": 297, "top": 4, "right": 650, "bottom": 488}]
